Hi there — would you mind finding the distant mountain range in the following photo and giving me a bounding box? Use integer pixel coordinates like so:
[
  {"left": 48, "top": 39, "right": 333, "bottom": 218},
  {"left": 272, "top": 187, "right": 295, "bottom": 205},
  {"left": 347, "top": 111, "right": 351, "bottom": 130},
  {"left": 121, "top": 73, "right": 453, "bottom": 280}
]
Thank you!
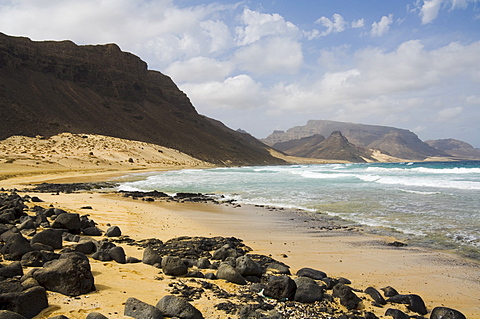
[
  {"left": 263, "top": 120, "right": 480, "bottom": 162},
  {"left": 0, "top": 33, "right": 283, "bottom": 166}
]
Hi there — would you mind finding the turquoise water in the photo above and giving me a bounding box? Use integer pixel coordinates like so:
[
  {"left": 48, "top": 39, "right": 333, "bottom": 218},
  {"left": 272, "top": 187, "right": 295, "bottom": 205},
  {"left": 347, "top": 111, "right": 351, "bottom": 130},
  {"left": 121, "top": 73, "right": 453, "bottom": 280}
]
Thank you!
[{"left": 118, "top": 161, "right": 480, "bottom": 259}]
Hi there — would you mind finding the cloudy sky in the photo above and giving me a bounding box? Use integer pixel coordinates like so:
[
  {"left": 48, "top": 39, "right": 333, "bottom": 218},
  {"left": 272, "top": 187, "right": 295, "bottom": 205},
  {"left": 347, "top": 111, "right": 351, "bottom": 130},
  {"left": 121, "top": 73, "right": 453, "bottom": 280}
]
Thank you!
[{"left": 1, "top": 0, "right": 479, "bottom": 146}]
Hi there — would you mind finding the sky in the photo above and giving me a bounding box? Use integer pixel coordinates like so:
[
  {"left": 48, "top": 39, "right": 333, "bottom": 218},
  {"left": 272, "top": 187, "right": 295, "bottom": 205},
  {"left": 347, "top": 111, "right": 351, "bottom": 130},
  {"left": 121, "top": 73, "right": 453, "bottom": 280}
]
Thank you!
[{"left": 1, "top": 0, "right": 479, "bottom": 147}]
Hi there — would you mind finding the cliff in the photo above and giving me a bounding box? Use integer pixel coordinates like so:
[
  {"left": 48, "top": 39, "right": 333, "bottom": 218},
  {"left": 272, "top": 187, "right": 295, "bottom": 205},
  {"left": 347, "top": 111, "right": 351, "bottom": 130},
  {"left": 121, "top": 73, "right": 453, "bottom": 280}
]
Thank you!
[{"left": 0, "top": 33, "right": 283, "bottom": 166}]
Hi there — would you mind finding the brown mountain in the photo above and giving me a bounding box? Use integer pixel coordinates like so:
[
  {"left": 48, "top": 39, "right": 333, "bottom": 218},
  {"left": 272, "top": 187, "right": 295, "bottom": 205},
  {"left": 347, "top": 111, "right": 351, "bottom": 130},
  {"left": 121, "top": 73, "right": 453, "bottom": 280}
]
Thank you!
[
  {"left": 273, "top": 134, "right": 326, "bottom": 157},
  {"left": 263, "top": 120, "right": 449, "bottom": 160},
  {"left": 0, "top": 33, "right": 283, "bottom": 166},
  {"left": 274, "top": 132, "right": 374, "bottom": 163},
  {"left": 425, "top": 139, "right": 480, "bottom": 159}
]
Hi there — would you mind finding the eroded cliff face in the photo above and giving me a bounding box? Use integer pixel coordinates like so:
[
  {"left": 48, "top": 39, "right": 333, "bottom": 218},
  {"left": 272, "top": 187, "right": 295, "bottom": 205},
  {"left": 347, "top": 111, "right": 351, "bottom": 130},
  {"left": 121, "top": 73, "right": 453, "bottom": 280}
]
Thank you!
[{"left": 0, "top": 33, "right": 283, "bottom": 165}]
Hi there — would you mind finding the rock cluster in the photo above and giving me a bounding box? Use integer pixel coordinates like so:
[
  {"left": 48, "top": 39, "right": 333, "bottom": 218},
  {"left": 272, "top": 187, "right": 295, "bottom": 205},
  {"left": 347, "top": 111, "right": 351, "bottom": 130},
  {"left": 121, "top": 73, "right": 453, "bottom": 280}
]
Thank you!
[{"left": 0, "top": 190, "right": 468, "bottom": 319}]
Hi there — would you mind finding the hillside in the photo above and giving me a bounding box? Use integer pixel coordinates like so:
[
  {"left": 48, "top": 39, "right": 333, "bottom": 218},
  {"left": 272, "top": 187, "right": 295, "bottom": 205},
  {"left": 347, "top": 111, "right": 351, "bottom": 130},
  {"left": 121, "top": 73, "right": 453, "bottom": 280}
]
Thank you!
[
  {"left": 263, "top": 120, "right": 449, "bottom": 161},
  {"left": 0, "top": 33, "right": 283, "bottom": 166},
  {"left": 425, "top": 139, "right": 480, "bottom": 159}
]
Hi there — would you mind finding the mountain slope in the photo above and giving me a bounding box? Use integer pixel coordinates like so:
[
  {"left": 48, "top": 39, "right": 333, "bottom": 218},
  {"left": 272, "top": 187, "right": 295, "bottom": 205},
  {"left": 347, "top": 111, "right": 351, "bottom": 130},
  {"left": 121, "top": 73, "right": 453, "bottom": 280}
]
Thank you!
[
  {"left": 263, "top": 120, "right": 449, "bottom": 160},
  {"left": 425, "top": 139, "right": 480, "bottom": 159},
  {"left": 0, "top": 33, "right": 283, "bottom": 166},
  {"left": 272, "top": 134, "right": 326, "bottom": 157}
]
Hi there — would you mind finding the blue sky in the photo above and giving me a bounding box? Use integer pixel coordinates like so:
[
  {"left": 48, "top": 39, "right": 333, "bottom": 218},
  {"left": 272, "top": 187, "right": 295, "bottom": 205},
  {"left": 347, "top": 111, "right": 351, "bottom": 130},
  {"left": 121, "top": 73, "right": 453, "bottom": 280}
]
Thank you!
[{"left": 1, "top": 0, "right": 479, "bottom": 147}]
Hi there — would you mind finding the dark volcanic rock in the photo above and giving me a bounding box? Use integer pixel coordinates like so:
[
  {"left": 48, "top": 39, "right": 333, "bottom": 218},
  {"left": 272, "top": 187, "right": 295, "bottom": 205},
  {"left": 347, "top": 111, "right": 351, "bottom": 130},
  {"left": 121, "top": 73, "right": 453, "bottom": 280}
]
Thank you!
[
  {"left": 142, "top": 247, "right": 162, "bottom": 266},
  {"left": 156, "top": 295, "right": 204, "bottom": 319},
  {"left": 387, "top": 294, "right": 427, "bottom": 315},
  {"left": 381, "top": 286, "right": 399, "bottom": 297},
  {"left": 74, "top": 240, "right": 96, "bottom": 255},
  {"left": 105, "top": 226, "right": 121, "bottom": 237},
  {"left": 161, "top": 256, "right": 188, "bottom": 276},
  {"left": 21, "top": 251, "right": 48, "bottom": 267},
  {"left": 85, "top": 313, "right": 108, "bottom": 319},
  {"left": 31, "top": 252, "right": 95, "bottom": 296},
  {"left": 0, "top": 233, "right": 32, "bottom": 260},
  {"left": 124, "top": 297, "right": 164, "bottom": 319},
  {"left": 296, "top": 267, "right": 327, "bottom": 280},
  {"left": 51, "top": 213, "right": 81, "bottom": 234},
  {"left": 430, "top": 306, "right": 467, "bottom": 319},
  {"left": 0, "top": 310, "right": 28, "bottom": 319},
  {"left": 82, "top": 227, "right": 102, "bottom": 236},
  {"left": 332, "top": 283, "right": 361, "bottom": 310},
  {"left": 216, "top": 263, "right": 247, "bottom": 285},
  {"left": 31, "top": 229, "right": 63, "bottom": 250},
  {"left": 108, "top": 246, "right": 126, "bottom": 264},
  {"left": 294, "top": 282, "right": 324, "bottom": 303},
  {"left": 0, "top": 261, "right": 23, "bottom": 277},
  {"left": 0, "top": 286, "right": 48, "bottom": 319},
  {"left": 235, "top": 255, "right": 262, "bottom": 277},
  {"left": 263, "top": 275, "right": 297, "bottom": 301},
  {"left": 384, "top": 308, "right": 409, "bottom": 319},
  {"left": 364, "top": 286, "right": 386, "bottom": 305}
]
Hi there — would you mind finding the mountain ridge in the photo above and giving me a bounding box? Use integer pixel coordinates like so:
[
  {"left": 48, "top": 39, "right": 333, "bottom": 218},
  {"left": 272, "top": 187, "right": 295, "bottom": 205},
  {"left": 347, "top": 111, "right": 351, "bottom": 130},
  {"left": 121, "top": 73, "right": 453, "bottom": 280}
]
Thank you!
[
  {"left": 0, "top": 32, "right": 283, "bottom": 166},
  {"left": 263, "top": 120, "right": 450, "bottom": 161}
]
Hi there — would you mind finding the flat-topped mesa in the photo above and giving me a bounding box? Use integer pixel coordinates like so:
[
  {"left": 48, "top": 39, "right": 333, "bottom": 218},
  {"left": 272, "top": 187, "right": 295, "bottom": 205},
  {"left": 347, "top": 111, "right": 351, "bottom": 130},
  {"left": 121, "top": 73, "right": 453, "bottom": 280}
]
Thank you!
[{"left": 0, "top": 32, "right": 283, "bottom": 166}]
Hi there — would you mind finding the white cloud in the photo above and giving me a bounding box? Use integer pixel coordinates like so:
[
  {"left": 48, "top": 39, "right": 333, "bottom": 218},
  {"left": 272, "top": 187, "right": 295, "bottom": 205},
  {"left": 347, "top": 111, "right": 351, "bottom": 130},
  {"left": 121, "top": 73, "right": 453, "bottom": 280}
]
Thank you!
[
  {"left": 235, "top": 8, "right": 300, "bottom": 46},
  {"left": 466, "top": 95, "right": 480, "bottom": 105},
  {"left": 315, "top": 14, "right": 348, "bottom": 37},
  {"left": 351, "top": 19, "right": 365, "bottom": 28},
  {"left": 164, "top": 57, "right": 234, "bottom": 83},
  {"left": 435, "top": 107, "right": 463, "bottom": 121},
  {"left": 420, "top": 0, "right": 443, "bottom": 24},
  {"left": 0, "top": 0, "right": 238, "bottom": 69},
  {"left": 370, "top": 14, "right": 393, "bottom": 37},
  {"left": 418, "top": 0, "right": 480, "bottom": 23},
  {"left": 234, "top": 37, "right": 303, "bottom": 75},
  {"left": 180, "top": 75, "right": 264, "bottom": 110}
]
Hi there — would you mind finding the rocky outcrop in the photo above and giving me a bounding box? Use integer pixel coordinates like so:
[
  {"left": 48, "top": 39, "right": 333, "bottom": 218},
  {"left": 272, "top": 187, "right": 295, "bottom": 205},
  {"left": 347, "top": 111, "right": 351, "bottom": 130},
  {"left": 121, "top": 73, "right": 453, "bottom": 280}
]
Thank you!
[
  {"left": 263, "top": 120, "right": 449, "bottom": 160},
  {"left": 426, "top": 138, "right": 480, "bottom": 159},
  {"left": 0, "top": 33, "right": 283, "bottom": 166}
]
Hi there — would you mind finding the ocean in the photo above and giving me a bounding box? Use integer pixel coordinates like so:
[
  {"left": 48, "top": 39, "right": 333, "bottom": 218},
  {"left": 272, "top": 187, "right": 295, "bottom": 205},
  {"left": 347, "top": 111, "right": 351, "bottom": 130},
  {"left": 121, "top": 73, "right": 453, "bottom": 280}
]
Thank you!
[{"left": 117, "top": 161, "right": 480, "bottom": 260}]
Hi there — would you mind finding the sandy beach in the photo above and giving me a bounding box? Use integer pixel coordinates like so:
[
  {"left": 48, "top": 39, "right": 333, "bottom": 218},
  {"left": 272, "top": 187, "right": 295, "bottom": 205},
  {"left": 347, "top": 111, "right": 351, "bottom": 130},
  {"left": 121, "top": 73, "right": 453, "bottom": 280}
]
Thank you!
[{"left": 1, "top": 135, "right": 479, "bottom": 318}]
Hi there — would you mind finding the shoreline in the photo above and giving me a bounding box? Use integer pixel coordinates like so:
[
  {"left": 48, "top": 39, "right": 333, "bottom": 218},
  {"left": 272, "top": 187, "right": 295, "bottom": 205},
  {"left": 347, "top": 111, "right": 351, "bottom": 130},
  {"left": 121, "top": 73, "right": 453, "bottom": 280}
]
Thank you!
[{"left": 1, "top": 166, "right": 479, "bottom": 318}]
